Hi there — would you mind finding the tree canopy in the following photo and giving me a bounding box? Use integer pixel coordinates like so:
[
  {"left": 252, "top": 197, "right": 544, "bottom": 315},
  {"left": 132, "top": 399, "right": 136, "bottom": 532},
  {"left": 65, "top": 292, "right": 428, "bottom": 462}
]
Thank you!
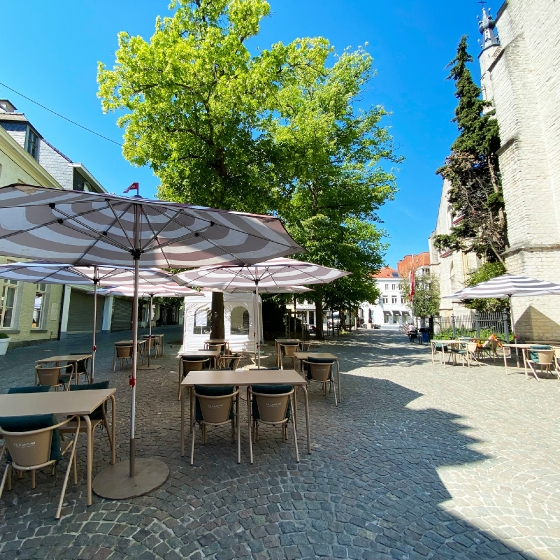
[
  {"left": 98, "top": 0, "right": 399, "bottom": 337},
  {"left": 433, "top": 36, "right": 507, "bottom": 265}
]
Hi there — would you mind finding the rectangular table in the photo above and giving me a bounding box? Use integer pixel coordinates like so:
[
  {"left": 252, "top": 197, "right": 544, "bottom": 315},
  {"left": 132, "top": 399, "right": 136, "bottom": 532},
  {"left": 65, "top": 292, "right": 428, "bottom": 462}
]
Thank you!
[
  {"left": 0, "top": 388, "right": 116, "bottom": 506},
  {"left": 430, "top": 340, "right": 463, "bottom": 366},
  {"left": 176, "top": 349, "right": 221, "bottom": 368},
  {"left": 180, "top": 369, "right": 310, "bottom": 461},
  {"left": 295, "top": 352, "right": 341, "bottom": 402},
  {"left": 502, "top": 343, "right": 533, "bottom": 376},
  {"left": 36, "top": 353, "right": 93, "bottom": 384},
  {"left": 142, "top": 334, "right": 164, "bottom": 357}
]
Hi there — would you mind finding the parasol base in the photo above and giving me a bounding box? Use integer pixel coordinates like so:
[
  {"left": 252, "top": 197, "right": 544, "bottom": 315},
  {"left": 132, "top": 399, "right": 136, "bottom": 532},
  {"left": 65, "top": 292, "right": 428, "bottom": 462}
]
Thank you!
[
  {"left": 137, "top": 364, "right": 162, "bottom": 370},
  {"left": 93, "top": 458, "right": 169, "bottom": 499}
]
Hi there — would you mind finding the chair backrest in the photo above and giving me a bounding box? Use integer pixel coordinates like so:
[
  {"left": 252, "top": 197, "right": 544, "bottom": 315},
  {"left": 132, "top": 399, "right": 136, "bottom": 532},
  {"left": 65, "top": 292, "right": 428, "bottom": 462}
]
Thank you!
[
  {"left": 554, "top": 348, "right": 560, "bottom": 360},
  {"left": 252, "top": 388, "right": 294, "bottom": 424},
  {"left": 535, "top": 349, "right": 554, "bottom": 365},
  {"left": 299, "top": 342, "right": 311, "bottom": 351},
  {"left": 194, "top": 385, "right": 236, "bottom": 424},
  {"left": 0, "top": 414, "right": 61, "bottom": 465},
  {"left": 281, "top": 344, "right": 298, "bottom": 357},
  {"left": 35, "top": 366, "right": 63, "bottom": 387},
  {"left": 67, "top": 354, "right": 90, "bottom": 374},
  {"left": 221, "top": 355, "right": 241, "bottom": 370},
  {"left": 182, "top": 358, "right": 209, "bottom": 376},
  {"left": 529, "top": 344, "right": 552, "bottom": 362},
  {"left": 8, "top": 386, "right": 50, "bottom": 394},
  {"left": 116, "top": 345, "right": 133, "bottom": 359},
  {"left": 467, "top": 342, "right": 478, "bottom": 353},
  {"left": 308, "top": 362, "right": 332, "bottom": 382},
  {"left": 69, "top": 381, "right": 110, "bottom": 420}
]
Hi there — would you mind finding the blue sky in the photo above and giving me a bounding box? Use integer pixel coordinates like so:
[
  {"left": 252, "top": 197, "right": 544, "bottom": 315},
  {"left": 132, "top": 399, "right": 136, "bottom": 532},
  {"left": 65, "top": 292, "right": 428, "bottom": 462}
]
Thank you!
[{"left": 0, "top": 0, "right": 495, "bottom": 267}]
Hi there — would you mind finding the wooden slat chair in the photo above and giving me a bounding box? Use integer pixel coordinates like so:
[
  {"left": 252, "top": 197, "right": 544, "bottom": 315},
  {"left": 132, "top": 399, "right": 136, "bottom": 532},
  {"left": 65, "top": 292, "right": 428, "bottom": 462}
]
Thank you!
[
  {"left": 178, "top": 358, "right": 210, "bottom": 399},
  {"left": 0, "top": 414, "right": 80, "bottom": 519},
  {"left": 35, "top": 364, "right": 74, "bottom": 391},
  {"left": 301, "top": 357, "right": 338, "bottom": 406},
  {"left": 58, "top": 381, "right": 114, "bottom": 466},
  {"left": 248, "top": 384, "right": 299, "bottom": 464},
  {"left": 190, "top": 385, "right": 238, "bottom": 465}
]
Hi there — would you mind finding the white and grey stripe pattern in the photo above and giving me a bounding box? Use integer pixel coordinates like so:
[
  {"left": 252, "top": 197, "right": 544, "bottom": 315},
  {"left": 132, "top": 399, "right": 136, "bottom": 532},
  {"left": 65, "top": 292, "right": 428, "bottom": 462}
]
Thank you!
[
  {"left": 0, "top": 261, "right": 172, "bottom": 286},
  {"left": 173, "top": 257, "right": 349, "bottom": 290},
  {"left": 445, "top": 274, "right": 560, "bottom": 299},
  {"left": 99, "top": 283, "right": 198, "bottom": 298},
  {"left": 0, "top": 185, "right": 303, "bottom": 267}
]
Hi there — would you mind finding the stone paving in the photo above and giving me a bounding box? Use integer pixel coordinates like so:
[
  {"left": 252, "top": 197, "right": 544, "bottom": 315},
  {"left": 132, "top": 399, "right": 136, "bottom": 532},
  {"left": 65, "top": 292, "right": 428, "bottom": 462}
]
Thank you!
[{"left": 1, "top": 327, "right": 560, "bottom": 559}]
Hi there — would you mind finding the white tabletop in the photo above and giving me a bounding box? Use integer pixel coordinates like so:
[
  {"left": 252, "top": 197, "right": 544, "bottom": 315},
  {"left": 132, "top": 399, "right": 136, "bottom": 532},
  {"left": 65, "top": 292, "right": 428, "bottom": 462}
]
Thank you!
[
  {"left": 36, "top": 353, "right": 92, "bottom": 364},
  {"left": 180, "top": 369, "right": 306, "bottom": 387},
  {"left": 0, "top": 388, "right": 115, "bottom": 417},
  {"left": 177, "top": 348, "right": 221, "bottom": 358},
  {"left": 295, "top": 352, "right": 338, "bottom": 360}
]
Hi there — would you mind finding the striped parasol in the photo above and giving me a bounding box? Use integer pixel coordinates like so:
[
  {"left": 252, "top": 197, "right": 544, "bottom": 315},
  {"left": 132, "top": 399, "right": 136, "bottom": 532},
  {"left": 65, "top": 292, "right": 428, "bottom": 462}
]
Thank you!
[
  {"left": 174, "top": 257, "right": 349, "bottom": 367},
  {"left": 0, "top": 184, "right": 302, "bottom": 497}
]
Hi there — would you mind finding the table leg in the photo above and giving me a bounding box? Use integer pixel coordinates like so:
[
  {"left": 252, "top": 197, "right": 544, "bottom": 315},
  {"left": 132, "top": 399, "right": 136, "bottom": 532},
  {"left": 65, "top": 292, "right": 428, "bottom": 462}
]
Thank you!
[
  {"left": 523, "top": 348, "right": 528, "bottom": 378},
  {"left": 301, "top": 385, "right": 311, "bottom": 454},
  {"left": 82, "top": 415, "right": 93, "bottom": 505},
  {"left": 248, "top": 387, "right": 253, "bottom": 464},
  {"left": 110, "top": 395, "right": 116, "bottom": 465},
  {"left": 503, "top": 347, "right": 509, "bottom": 374},
  {"left": 180, "top": 386, "right": 185, "bottom": 457},
  {"left": 336, "top": 360, "right": 341, "bottom": 402},
  {"left": 236, "top": 391, "right": 240, "bottom": 464}
]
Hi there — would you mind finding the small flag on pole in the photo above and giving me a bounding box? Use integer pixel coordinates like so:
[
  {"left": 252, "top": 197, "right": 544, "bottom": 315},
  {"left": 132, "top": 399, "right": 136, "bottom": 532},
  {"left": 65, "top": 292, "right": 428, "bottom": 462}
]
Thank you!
[
  {"left": 124, "top": 182, "right": 139, "bottom": 194},
  {"left": 409, "top": 264, "right": 415, "bottom": 302}
]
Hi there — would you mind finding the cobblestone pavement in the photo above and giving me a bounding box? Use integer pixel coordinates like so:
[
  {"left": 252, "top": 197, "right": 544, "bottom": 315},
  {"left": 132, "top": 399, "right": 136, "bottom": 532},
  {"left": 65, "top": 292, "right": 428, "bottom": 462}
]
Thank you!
[{"left": 1, "top": 327, "right": 560, "bottom": 559}]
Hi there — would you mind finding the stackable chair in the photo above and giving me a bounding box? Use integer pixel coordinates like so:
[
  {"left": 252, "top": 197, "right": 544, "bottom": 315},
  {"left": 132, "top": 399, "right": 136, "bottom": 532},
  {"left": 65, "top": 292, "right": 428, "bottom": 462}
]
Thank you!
[
  {"left": 190, "top": 385, "right": 238, "bottom": 465},
  {"left": 0, "top": 414, "right": 80, "bottom": 519},
  {"left": 525, "top": 345, "right": 554, "bottom": 381},
  {"left": 300, "top": 357, "right": 338, "bottom": 406},
  {"left": 58, "top": 380, "right": 114, "bottom": 465},
  {"left": 113, "top": 344, "right": 133, "bottom": 372},
  {"left": 456, "top": 342, "right": 482, "bottom": 367},
  {"left": 62, "top": 354, "right": 91, "bottom": 385},
  {"left": 35, "top": 364, "right": 73, "bottom": 391},
  {"left": 248, "top": 384, "right": 299, "bottom": 463},
  {"left": 218, "top": 354, "right": 242, "bottom": 370},
  {"left": 178, "top": 357, "right": 210, "bottom": 399},
  {"left": 279, "top": 343, "right": 299, "bottom": 370}
]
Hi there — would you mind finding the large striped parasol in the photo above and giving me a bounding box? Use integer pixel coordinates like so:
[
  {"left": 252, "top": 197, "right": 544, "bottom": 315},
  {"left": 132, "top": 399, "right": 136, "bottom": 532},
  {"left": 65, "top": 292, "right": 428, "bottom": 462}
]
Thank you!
[
  {"left": 174, "top": 257, "right": 349, "bottom": 367},
  {"left": 445, "top": 274, "right": 560, "bottom": 300},
  {"left": 0, "top": 261, "right": 172, "bottom": 380},
  {"left": 0, "top": 184, "right": 302, "bottom": 497}
]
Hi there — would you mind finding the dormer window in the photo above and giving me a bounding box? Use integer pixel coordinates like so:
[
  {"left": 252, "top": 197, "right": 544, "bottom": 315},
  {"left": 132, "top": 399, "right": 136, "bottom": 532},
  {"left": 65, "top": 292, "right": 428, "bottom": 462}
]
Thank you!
[{"left": 25, "top": 127, "right": 39, "bottom": 160}]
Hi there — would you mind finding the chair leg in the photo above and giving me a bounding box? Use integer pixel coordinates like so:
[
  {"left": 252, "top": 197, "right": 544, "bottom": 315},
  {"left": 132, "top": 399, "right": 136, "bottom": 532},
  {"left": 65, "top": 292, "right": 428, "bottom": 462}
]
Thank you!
[
  {"left": 333, "top": 380, "right": 338, "bottom": 407},
  {"left": 56, "top": 431, "right": 79, "bottom": 520},
  {"left": 190, "top": 423, "right": 196, "bottom": 465},
  {"left": 291, "top": 395, "right": 300, "bottom": 463},
  {"left": 526, "top": 362, "right": 540, "bottom": 382},
  {"left": 0, "top": 463, "right": 10, "bottom": 499}
]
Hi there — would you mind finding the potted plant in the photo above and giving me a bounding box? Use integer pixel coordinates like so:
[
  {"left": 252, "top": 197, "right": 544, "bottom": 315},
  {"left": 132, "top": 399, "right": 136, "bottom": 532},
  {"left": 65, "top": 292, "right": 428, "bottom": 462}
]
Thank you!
[{"left": 0, "top": 332, "right": 11, "bottom": 355}]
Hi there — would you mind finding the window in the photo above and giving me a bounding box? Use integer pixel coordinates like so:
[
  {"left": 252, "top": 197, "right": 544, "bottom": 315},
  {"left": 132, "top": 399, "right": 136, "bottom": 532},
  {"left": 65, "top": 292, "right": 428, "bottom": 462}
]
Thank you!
[
  {"left": 0, "top": 279, "right": 18, "bottom": 329},
  {"left": 32, "top": 283, "right": 47, "bottom": 329},
  {"left": 392, "top": 295, "right": 397, "bottom": 304},
  {"left": 25, "top": 128, "right": 39, "bottom": 160},
  {"left": 193, "top": 308, "right": 211, "bottom": 335},
  {"left": 382, "top": 296, "right": 388, "bottom": 304},
  {"left": 401, "top": 297, "right": 405, "bottom": 304},
  {"left": 392, "top": 284, "right": 397, "bottom": 290},
  {"left": 384, "top": 284, "right": 388, "bottom": 290},
  {"left": 230, "top": 306, "right": 249, "bottom": 335},
  {"left": 384, "top": 313, "right": 390, "bottom": 324}
]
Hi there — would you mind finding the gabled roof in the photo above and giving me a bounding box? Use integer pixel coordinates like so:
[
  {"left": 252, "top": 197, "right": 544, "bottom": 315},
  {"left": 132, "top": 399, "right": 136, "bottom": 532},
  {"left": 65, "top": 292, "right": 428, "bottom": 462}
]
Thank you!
[{"left": 374, "top": 267, "right": 400, "bottom": 279}]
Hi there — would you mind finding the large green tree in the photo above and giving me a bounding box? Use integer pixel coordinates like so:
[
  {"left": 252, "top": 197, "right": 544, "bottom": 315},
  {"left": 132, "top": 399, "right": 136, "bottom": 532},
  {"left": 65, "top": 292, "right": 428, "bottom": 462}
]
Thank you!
[
  {"left": 97, "top": 0, "right": 332, "bottom": 337},
  {"left": 270, "top": 48, "right": 400, "bottom": 337},
  {"left": 433, "top": 36, "right": 507, "bottom": 265}
]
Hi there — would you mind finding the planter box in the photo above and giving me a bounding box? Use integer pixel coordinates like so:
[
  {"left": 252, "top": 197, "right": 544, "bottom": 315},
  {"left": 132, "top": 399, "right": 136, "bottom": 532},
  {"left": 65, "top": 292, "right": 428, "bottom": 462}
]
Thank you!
[{"left": 0, "top": 337, "right": 11, "bottom": 355}]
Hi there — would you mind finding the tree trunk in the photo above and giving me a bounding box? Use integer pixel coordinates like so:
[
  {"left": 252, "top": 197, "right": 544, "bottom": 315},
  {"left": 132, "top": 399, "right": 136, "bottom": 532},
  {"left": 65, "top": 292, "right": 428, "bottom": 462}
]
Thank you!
[
  {"left": 210, "top": 291, "right": 225, "bottom": 339},
  {"left": 314, "top": 300, "right": 324, "bottom": 339}
]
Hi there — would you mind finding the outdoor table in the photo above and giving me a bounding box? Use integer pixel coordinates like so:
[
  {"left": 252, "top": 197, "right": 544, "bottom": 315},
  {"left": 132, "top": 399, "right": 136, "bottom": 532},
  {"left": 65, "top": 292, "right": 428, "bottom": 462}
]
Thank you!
[
  {"left": 176, "top": 348, "right": 221, "bottom": 369},
  {"left": 430, "top": 340, "right": 463, "bottom": 366},
  {"left": 502, "top": 343, "right": 533, "bottom": 377},
  {"left": 179, "top": 369, "right": 311, "bottom": 460},
  {"left": 0, "top": 388, "right": 116, "bottom": 506},
  {"left": 295, "top": 352, "right": 341, "bottom": 402},
  {"left": 204, "top": 339, "right": 230, "bottom": 353},
  {"left": 36, "top": 353, "right": 93, "bottom": 384},
  {"left": 275, "top": 338, "right": 300, "bottom": 367}
]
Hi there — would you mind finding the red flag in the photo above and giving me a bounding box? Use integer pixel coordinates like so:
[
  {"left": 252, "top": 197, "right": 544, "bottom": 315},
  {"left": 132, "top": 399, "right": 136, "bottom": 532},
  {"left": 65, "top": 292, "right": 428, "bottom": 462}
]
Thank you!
[
  {"left": 409, "top": 266, "right": 415, "bottom": 301},
  {"left": 124, "top": 182, "right": 139, "bottom": 194}
]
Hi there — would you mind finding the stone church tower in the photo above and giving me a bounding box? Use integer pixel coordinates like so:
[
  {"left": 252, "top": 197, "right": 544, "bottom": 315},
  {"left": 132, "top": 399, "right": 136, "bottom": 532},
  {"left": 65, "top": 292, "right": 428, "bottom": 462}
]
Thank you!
[{"left": 479, "top": 0, "right": 560, "bottom": 341}]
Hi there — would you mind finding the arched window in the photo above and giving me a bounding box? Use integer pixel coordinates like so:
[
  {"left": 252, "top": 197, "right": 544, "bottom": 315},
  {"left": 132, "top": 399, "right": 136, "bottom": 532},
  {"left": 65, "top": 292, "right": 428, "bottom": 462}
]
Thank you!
[{"left": 230, "top": 306, "right": 249, "bottom": 335}]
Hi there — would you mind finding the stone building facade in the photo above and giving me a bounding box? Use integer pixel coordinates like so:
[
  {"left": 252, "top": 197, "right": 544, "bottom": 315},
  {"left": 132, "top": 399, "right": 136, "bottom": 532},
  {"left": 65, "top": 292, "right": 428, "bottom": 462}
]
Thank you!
[{"left": 478, "top": 0, "right": 560, "bottom": 340}]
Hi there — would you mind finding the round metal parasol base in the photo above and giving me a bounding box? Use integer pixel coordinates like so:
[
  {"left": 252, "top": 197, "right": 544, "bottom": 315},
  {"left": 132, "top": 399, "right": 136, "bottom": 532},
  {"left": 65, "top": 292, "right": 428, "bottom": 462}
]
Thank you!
[
  {"left": 93, "top": 458, "right": 169, "bottom": 499},
  {"left": 137, "top": 364, "right": 162, "bottom": 370}
]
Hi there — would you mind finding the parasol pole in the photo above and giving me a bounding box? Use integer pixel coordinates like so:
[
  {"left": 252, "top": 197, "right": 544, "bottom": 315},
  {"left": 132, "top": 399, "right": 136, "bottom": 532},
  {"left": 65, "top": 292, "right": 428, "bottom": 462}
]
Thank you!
[
  {"left": 129, "top": 205, "right": 140, "bottom": 477},
  {"left": 91, "top": 265, "right": 98, "bottom": 382},
  {"left": 256, "top": 279, "right": 260, "bottom": 369},
  {"left": 148, "top": 293, "right": 153, "bottom": 367}
]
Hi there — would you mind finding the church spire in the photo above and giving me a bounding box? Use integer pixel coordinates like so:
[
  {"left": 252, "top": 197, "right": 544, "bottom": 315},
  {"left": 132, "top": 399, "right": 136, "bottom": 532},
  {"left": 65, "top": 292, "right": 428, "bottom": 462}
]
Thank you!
[{"left": 478, "top": 3, "right": 500, "bottom": 50}]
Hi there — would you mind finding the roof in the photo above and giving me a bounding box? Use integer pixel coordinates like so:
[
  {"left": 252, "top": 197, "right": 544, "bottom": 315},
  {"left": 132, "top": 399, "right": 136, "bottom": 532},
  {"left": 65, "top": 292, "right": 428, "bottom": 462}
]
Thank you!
[{"left": 374, "top": 267, "right": 400, "bottom": 279}]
